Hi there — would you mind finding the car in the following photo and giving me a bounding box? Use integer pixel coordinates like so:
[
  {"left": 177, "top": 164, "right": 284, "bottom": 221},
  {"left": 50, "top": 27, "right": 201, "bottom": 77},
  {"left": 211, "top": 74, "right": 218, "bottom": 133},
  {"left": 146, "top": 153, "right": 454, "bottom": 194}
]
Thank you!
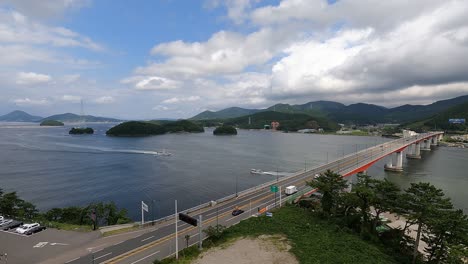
[
  {"left": 232, "top": 209, "right": 245, "bottom": 216},
  {"left": 0, "top": 216, "right": 4, "bottom": 222},
  {"left": 3, "top": 220, "right": 23, "bottom": 231},
  {"left": 0, "top": 219, "right": 13, "bottom": 227},
  {"left": 16, "top": 223, "right": 40, "bottom": 234},
  {"left": 25, "top": 225, "right": 46, "bottom": 235}
]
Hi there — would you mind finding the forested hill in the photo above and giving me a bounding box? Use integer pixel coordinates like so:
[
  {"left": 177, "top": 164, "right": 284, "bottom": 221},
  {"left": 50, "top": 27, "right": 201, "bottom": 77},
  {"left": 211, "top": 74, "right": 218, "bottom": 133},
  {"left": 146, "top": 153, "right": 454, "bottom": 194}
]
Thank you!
[
  {"left": 223, "top": 111, "right": 340, "bottom": 132},
  {"left": 190, "top": 95, "right": 468, "bottom": 124}
]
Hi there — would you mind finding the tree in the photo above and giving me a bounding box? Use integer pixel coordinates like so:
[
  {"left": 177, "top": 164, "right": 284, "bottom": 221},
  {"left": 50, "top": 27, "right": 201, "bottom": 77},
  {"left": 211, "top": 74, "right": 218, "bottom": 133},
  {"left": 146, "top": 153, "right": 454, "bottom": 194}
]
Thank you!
[
  {"left": 401, "top": 182, "right": 453, "bottom": 264},
  {"left": 372, "top": 179, "right": 400, "bottom": 231},
  {"left": 353, "top": 173, "right": 379, "bottom": 232},
  {"left": 308, "top": 170, "right": 348, "bottom": 214},
  {"left": 423, "top": 209, "right": 468, "bottom": 263},
  {"left": 0, "top": 191, "right": 22, "bottom": 217},
  {"left": 17, "top": 201, "right": 38, "bottom": 220}
]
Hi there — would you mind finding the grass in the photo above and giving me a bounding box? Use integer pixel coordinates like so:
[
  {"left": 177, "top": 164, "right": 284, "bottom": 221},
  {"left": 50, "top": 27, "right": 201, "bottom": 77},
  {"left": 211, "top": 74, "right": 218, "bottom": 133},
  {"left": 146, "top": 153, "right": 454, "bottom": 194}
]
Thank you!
[
  {"left": 156, "top": 205, "right": 398, "bottom": 264},
  {"left": 102, "top": 225, "right": 140, "bottom": 237},
  {"left": 45, "top": 221, "right": 93, "bottom": 232}
]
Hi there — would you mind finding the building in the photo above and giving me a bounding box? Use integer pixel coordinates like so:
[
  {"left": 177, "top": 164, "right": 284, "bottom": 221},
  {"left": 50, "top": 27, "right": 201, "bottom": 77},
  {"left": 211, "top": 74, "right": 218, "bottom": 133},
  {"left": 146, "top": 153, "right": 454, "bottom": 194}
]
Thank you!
[{"left": 271, "top": 121, "right": 280, "bottom": 131}]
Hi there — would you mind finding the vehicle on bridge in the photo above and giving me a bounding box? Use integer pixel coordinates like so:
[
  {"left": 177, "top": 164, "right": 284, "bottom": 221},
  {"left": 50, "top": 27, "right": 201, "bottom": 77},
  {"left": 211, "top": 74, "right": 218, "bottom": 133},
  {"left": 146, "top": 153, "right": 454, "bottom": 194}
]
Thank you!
[
  {"left": 285, "top": 185, "right": 298, "bottom": 195},
  {"left": 232, "top": 207, "right": 245, "bottom": 216}
]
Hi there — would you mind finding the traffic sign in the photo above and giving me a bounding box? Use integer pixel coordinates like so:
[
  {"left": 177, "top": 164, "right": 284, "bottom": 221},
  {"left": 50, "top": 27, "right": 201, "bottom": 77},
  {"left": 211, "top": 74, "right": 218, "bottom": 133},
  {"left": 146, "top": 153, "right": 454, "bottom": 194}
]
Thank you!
[
  {"left": 270, "top": 185, "right": 278, "bottom": 193},
  {"left": 179, "top": 213, "right": 198, "bottom": 226}
]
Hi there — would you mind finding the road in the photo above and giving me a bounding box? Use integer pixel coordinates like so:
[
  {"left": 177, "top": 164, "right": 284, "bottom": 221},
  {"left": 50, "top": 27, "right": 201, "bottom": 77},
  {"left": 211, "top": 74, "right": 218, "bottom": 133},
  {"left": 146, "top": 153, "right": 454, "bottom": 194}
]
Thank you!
[{"left": 65, "top": 132, "right": 442, "bottom": 264}]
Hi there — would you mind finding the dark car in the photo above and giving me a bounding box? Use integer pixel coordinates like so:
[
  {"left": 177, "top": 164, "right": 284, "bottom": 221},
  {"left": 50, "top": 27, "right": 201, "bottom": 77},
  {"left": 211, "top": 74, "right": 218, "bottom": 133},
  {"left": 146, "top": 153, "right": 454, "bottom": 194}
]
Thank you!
[
  {"left": 232, "top": 209, "right": 244, "bottom": 216},
  {"left": 2, "top": 220, "right": 23, "bottom": 231},
  {"left": 26, "top": 225, "right": 46, "bottom": 235}
]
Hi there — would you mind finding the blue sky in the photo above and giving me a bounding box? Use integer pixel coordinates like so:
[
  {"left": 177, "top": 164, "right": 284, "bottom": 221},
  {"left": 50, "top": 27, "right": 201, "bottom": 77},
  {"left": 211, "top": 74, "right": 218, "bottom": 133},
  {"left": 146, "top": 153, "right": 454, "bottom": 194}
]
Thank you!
[{"left": 1, "top": 0, "right": 468, "bottom": 119}]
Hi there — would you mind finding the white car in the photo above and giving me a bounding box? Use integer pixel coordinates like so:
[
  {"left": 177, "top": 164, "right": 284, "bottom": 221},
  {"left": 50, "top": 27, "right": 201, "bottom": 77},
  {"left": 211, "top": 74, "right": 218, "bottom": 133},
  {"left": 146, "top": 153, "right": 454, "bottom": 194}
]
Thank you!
[
  {"left": 0, "top": 219, "right": 13, "bottom": 227},
  {"left": 16, "top": 223, "right": 40, "bottom": 234}
]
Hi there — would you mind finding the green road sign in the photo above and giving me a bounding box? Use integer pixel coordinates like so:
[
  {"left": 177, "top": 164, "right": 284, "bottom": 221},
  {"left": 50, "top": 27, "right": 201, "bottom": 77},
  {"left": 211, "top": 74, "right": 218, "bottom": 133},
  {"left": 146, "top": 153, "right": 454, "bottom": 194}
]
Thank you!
[{"left": 270, "top": 185, "right": 278, "bottom": 193}]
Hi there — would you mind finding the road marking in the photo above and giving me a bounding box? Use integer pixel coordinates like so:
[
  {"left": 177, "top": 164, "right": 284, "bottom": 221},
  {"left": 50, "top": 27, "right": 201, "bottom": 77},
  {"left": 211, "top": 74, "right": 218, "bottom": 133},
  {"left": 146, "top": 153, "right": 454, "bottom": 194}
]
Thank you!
[
  {"left": 65, "top": 257, "right": 80, "bottom": 263},
  {"left": 129, "top": 251, "right": 160, "bottom": 264},
  {"left": 33, "top": 242, "right": 48, "bottom": 248},
  {"left": 50, "top": 242, "right": 69, "bottom": 246},
  {"left": 141, "top": 235, "right": 154, "bottom": 242},
  {"left": 94, "top": 252, "right": 112, "bottom": 260},
  {"left": 225, "top": 215, "right": 241, "bottom": 222}
]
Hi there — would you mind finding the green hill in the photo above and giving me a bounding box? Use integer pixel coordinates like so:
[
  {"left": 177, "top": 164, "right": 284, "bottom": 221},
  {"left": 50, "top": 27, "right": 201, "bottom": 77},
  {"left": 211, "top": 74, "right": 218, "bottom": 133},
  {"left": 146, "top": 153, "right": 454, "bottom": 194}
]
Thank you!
[
  {"left": 43, "top": 113, "right": 121, "bottom": 123},
  {"left": 189, "top": 95, "right": 468, "bottom": 124},
  {"left": 40, "top": 120, "right": 64, "bottom": 126},
  {"left": 224, "top": 111, "right": 340, "bottom": 132},
  {"left": 404, "top": 101, "right": 468, "bottom": 132},
  {"left": 106, "top": 121, "right": 166, "bottom": 136},
  {"left": 190, "top": 107, "right": 261, "bottom": 120},
  {"left": 106, "top": 120, "right": 204, "bottom": 136},
  {"left": 149, "top": 120, "right": 204, "bottom": 133},
  {"left": 0, "top": 110, "right": 43, "bottom": 122}
]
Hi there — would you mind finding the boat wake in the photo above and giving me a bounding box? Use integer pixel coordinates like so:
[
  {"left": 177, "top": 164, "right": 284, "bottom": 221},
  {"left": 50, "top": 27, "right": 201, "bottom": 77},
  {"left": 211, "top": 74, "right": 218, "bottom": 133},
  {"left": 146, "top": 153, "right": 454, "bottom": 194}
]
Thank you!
[{"left": 250, "top": 169, "right": 293, "bottom": 176}]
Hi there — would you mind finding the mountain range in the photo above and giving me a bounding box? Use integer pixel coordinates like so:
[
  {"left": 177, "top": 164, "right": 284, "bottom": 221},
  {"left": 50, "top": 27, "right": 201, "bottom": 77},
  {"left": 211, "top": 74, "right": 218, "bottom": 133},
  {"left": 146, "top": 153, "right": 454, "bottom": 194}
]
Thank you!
[
  {"left": 191, "top": 95, "right": 468, "bottom": 124},
  {"left": 0, "top": 111, "right": 121, "bottom": 123}
]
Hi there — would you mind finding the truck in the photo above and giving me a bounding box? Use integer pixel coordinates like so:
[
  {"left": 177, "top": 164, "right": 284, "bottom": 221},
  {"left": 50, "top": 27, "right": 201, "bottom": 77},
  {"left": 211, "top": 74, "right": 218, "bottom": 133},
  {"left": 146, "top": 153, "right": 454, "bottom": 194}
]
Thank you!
[{"left": 285, "top": 185, "right": 298, "bottom": 195}]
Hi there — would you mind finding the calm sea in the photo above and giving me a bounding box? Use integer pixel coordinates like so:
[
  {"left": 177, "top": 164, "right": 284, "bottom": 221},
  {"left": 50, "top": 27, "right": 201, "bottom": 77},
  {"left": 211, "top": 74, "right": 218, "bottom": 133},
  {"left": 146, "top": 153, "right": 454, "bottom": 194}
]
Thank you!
[{"left": 0, "top": 122, "right": 466, "bottom": 219}]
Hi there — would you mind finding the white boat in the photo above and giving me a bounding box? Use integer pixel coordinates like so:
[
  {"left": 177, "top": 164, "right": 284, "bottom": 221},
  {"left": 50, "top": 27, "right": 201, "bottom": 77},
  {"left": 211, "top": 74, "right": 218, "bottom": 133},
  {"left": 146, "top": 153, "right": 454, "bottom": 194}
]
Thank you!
[
  {"left": 156, "top": 149, "right": 172, "bottom": 156},
  {"left": 250, "top": 169, "right": 263, "bottom": 174}
]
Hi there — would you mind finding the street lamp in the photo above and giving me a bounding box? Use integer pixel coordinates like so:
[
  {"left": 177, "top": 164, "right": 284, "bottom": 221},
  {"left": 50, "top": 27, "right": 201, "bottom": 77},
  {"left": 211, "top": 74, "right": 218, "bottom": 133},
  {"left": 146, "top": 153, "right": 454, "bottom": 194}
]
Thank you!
[{"left": 151, "top": 200, "right": 155, "bottom": 226}]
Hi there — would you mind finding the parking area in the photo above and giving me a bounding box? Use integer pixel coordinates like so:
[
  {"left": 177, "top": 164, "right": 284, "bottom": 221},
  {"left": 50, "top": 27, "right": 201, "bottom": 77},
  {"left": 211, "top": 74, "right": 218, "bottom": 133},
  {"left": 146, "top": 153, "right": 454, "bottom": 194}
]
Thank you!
[{"left": 0, "top": 226, "right": 100, "bottom": 264}]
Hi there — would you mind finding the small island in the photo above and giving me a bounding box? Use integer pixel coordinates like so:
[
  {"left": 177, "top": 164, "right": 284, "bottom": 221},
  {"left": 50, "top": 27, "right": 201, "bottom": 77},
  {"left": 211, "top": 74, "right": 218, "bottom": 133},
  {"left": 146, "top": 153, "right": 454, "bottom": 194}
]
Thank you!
[
  {"left": 106, "top": 121, "right": 166, "bottom": 136},
  {"left": 106, "top": 120, "right": 204, "bottom": 137},
  {"left": 40, "top": 120, "right": 64, "bottom": 126},
  {"left": 213, "top": 125, "right": 237, "bottom": 135},
  {"left": 69, "top": 127, "right": 94, "bottom": 135}
]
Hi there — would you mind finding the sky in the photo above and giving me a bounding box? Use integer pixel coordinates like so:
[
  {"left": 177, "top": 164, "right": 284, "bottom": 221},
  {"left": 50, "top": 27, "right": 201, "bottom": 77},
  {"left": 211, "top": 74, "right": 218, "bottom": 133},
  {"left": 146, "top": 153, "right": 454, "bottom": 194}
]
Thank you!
[{"left": 1, "top": 0, "right": 468, "bottom": 119}]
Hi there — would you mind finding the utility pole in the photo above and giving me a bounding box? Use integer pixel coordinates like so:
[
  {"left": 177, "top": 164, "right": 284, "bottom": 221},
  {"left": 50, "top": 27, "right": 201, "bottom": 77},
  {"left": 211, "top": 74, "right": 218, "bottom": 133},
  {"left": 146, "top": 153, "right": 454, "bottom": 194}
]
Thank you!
[
  {"left": 198, "top": 215, "right": 203, "bottom": 250},
  {"left": 175, "top": 200, "right": 178, "bottom": 260}
]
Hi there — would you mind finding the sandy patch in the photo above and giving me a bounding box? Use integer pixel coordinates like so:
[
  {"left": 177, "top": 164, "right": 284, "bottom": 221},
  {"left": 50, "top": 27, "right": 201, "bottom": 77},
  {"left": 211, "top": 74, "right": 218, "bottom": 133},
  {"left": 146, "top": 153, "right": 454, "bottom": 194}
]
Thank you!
[{"left": 193, "top": 235, "right": 298, "bottom": 264}]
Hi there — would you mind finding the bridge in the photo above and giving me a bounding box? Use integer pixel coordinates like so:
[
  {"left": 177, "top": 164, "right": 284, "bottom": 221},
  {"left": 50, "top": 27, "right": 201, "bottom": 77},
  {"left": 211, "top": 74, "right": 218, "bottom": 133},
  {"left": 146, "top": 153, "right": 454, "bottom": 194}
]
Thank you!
[{"left": 68, "top": 131, "right": 443, "bottom": 264}]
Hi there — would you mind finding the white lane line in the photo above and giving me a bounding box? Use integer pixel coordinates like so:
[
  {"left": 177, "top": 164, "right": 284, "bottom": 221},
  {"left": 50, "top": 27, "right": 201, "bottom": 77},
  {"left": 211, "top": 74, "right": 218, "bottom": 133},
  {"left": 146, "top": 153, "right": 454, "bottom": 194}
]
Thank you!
[
  {"left": 94, "top": 252, "right": 112, "bottom": 260},
  {"left": 130, "top": 251, "right": 160, "bottom": 264},
  {"left": 65, "top": 257, "right": 80, "bottom": 263},
  {"left": 225, "top": 215, "right": 241, "bottom": 222},
  {"left": 141, "top": 235, "right": 155, "bottom": 242}
]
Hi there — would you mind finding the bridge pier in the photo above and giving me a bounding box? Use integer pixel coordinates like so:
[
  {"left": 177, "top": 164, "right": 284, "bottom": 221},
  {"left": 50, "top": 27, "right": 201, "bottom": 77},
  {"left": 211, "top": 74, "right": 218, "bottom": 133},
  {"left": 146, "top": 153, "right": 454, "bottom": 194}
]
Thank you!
[
  {"left": 421, "top": 139, "right": 431, "bottom": 151},
  {"left": 431, "top": 136, "right": 438, "bottom": 146},
  {"left": 384, "top": 151, "right": 403, "bottom": 172},
  {"left": 406, "top": 142, "right": 421, "bottom": 159}
]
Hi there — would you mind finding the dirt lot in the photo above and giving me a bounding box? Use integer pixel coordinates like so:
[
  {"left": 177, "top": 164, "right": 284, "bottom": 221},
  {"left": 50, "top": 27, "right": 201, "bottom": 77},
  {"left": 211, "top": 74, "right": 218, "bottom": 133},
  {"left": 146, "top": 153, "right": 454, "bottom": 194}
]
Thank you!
[{"left": 193, "top": 235, "right": 298, "bottom": 264}]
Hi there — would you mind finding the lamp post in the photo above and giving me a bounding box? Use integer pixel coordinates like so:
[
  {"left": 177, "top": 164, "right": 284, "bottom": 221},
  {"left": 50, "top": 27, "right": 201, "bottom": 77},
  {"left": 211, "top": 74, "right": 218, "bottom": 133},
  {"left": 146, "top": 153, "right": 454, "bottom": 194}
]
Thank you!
[
  {"left": 235, "top": 175, "right": 238, "bottom": 197},
  {"left": 152, "top": 200, "right": 155, "bottom": 226}
]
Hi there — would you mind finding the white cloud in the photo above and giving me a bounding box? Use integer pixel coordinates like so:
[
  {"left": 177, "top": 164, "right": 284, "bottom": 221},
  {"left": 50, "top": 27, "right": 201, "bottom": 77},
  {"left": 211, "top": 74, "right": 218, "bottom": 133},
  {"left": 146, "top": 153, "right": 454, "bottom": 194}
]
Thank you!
[
  {"left": 0, "top": 9, "right": 103, "bottom": 51},
  {"left": 162, "top": 96, "right": 201, "bottom": 104},
  {"left": 94, "top": 96, "right": 115, "bottom": 104},
  {"left": 12, "top": 97, "right": 50, "bottom": 106},
  {"left": 141, "top": 28, "right": 286, "bottom": 78},
  {"left": 61, "top": 74, "right": 80, "bottom": 83},
  {"left": 153, "top": 105, "right": 170, "bottom": 111},
  {"left": 59, "top": 94, "right": 81, "bottom": 102},
  {"left": 205, "top": 0, "right": 260, "bottom": 24},
  {"left": 121, "top": 76, "right": 182, "bottom": 90},
  {"left": 1, "top": 0, "right": 91, "bottom": 20},
  {"left": 16, "top": 72, "right": 52, "bottom": 85}
]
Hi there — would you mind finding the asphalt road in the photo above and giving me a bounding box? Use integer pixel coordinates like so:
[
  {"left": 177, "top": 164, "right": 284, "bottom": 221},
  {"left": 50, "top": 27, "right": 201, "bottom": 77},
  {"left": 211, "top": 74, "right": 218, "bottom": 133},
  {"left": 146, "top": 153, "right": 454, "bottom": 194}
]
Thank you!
[{"left": 62, "top": 132, "right": 441, "bottom": 264}]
